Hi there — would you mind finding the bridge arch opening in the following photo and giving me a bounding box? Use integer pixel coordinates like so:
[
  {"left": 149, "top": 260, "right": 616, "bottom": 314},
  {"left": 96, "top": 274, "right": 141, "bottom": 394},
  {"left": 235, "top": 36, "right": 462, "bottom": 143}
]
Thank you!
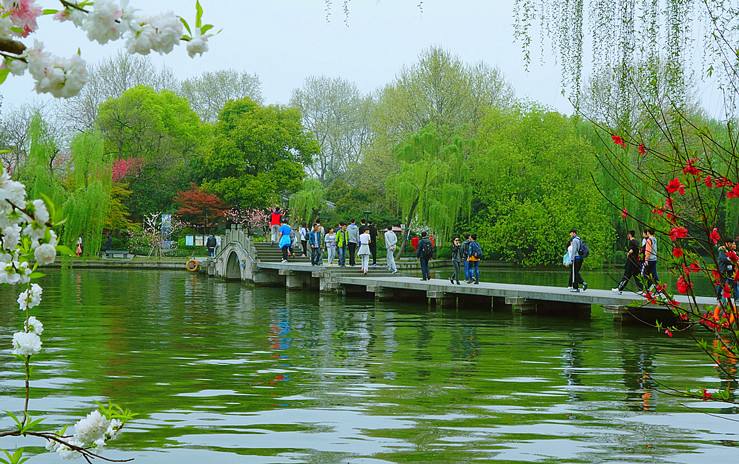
[{"left": 225, "top": 251, "right": 241, "bottom": 280}]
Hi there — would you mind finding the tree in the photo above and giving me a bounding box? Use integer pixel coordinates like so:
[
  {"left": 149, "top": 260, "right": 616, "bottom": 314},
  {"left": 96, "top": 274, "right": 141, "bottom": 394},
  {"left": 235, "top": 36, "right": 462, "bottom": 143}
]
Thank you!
[
  {"left": 60, "top": 51, "right": 178, "bottom": 132},
  {"left": 174, "top": 184, "right": 227, "bottom": 231},
  {"left": 386, "top": 126, "right": 472, "bottom": 256},
  {"left": 199, "top": 97, "right": 319, "bottom": 209},
  {"left": 0, "top": 104, "right": 65, "bottom": 172},
  {"left": 289, "top": 178, "right": 326, "bottom": 225},
  {"left": 180, "top": 69, "right": 263, "bottom": 122},
  {"left": 290, "top": 76, "right": 373, "bottom": 183}
]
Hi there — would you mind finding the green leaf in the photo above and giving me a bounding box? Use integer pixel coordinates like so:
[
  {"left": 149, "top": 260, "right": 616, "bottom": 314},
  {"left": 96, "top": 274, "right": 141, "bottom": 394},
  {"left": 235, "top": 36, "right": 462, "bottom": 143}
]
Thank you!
[
  {"left": 0, "top": 69, "right": 10, "bottom": 86},
  {"left": 195, "top": 0, "right": 203, "bottom": 28},
  {"left": 29, "top": 272, "right": 45, "bottom": 279},
  {"left": 42, "top": 8, "right": 58, "bottom": 15},
  {"left": 200, "top": 24, "right": 214, "bottom": 35},
  {"left": 179, "top": 17, "right": 192, "bottom": 35},
  {"left": 56, "top": 245, "right": 74, "bottom": 257},
  {"left": 5, "top": 411, "right": 22, "bottom": 429}
]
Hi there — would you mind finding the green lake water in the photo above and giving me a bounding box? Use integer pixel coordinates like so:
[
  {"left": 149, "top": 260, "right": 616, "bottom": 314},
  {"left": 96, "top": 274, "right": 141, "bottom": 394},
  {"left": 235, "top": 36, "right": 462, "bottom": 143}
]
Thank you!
[{"left": 0, "top": 269, "right": 737, "bottom": 463}]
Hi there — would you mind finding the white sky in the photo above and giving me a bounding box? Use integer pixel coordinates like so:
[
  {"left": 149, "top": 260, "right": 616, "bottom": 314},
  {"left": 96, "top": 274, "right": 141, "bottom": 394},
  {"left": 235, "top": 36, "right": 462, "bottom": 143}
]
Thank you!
[{"left": 0, "top": 0, "right": 724, "bottom": 115}]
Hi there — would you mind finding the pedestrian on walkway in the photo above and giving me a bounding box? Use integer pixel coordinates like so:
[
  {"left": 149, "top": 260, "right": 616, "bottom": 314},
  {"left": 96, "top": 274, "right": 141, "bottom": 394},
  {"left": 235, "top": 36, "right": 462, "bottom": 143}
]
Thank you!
[
  {"left": 358, "top": 227, "right": 371, "bottom": 275},
  {"left": 336, "top": 223, "right": 348, "bottom": 267},
  {"left": 309, "top": 223, "right": 322, "bottom": 266},
  {"left": 416, "top": 231, "right": 433, "bottom": 281},
  {"left": 642, "top": 228, "right": 659, "bottom": 289},
  {"left": 466, "top": 234, "right": 482, "bottom": 284},
  {"left": 567, "top": 228, "right": 588, "bottom": 292},
  {"left": 206, "top": 234, "right": 217, "bottom": 258},
  {"left": 348, "top": 219, "right": 359, "bottom": 266},
  {"left": 278, "top": 219, "right": 292, "bottom": 262},
  {"left": 384, "top": 226, "right": 398, "bottom": 274},
  {"left": 299, "top": 223, "right": 308, "bottom": 257},
  {"left": 269, "top": 207, "right": 282, "bottom": 245},
  {"left": 325, "top": 227, "right": 337, "bottom": 265},
  {"left": 461, "top": 234, "right": 472, "bottom": 282},
  {"left": 717, "top": 236, "right": 738, "bottom": 306},
  {"left": 613, "top": 230, "right": 642, "bottom": 294},
  {"left": 450, "top": 236, "right": 464, "bottom": 285},
  {"left": 369, "top": 221, "right": 378, "bottom": 266}
]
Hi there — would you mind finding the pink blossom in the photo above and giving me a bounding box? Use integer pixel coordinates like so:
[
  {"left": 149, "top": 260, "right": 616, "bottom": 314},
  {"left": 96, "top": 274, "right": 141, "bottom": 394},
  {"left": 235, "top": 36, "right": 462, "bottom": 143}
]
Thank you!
[{"left": 8, "top": 0, "right": 42, "bottom": 37}]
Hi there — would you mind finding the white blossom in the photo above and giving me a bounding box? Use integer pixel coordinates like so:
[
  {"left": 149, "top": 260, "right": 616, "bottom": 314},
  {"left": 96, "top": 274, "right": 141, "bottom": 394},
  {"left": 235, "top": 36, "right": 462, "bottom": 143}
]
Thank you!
[
  {"left": 0, "top": 260, "right": 31, "bottom": 285},
  {"left": 26, "top": 42, "right": 88, "bottom": 98},
  {"left": 47, "top": 437, "right": 82, "bottom": 460},
  {"left": 0, "top": 15, "right": 14, "bottom": 37},
  {"left": 83, "top": 0, "right": 127, "bottom": 44},
  {"left": 32, "top": 199, "right": 49, "bottom": 224},
  {"left": 0, "top": 170, "right": 27, "bottom": 209},
  {"left": 54, "top": 8, "right": 85, "bottom": 28},
  {"left": 25, "top": 315, "right": 43, "bottom": 335},
  {"left": 17, "top": 283, "right": 42, "bottom": 310},
  {"left": 73, "top": 410, "right": 110, "bottom": 448},
  {"left": 12, "top": 331, "right": 41, "bottom": 356},
  {"left": 186, "top": 31, "right": 209, "bottom": 58},
  {"left": 34, "top": 243, "right": 56, "bottom": 265},
  {"left": 2, "top": 224, "right": 21, "bottom": 250},
  {"left": 3, "top": 57, "right": 28, "bottom": 76},
  {"left": 126, "top": 12, "right": 182, "bottom": 55}
]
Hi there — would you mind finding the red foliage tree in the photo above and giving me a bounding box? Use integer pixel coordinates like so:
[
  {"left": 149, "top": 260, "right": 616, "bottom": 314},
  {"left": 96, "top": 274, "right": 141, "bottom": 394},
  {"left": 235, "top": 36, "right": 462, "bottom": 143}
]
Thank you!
[
  {"left": 174, "top": 184, "right": 227, "bottom": 231},
  {"left": 112, "top": 157, "right": 144, "bottom": 182}
]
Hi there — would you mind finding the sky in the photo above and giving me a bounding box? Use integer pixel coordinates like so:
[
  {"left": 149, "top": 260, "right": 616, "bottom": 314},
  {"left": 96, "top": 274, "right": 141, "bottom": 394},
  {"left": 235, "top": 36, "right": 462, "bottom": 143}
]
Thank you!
[{"left": 0, "top": 0, "right": 724, "bottom": 115}]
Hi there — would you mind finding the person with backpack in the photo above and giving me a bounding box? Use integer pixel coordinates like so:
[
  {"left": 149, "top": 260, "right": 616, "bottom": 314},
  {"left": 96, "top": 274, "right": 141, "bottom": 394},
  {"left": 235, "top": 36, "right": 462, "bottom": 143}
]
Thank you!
[
  {"left": 466, "top": 234, "right": 483, "bottom": 284},
  {"left": 568, "top": 228, "right": 588, "bottom": 292},
  {"left": 641, "top": 228, "right": 659, "bottom": 289},
  {"left": 613, "top": 230, "right": 642, "bottom": 294},
  {"left": 416, "top": 231, "right": 433, "bottom": 281},
  {"left": 206, "top": 234, "right": 217, "bottom": 258},
  {"left": 717, "top": 236, "right": 738, "bottom": 305},
  {"left": 461, "top": 234, "right": 472, "bottom": 282},
  {"left": 278, "top": 219, "right": 292, "bottom": 262},
  {"left": 450, "top": 236, "right": 464, "bottom": 285}
]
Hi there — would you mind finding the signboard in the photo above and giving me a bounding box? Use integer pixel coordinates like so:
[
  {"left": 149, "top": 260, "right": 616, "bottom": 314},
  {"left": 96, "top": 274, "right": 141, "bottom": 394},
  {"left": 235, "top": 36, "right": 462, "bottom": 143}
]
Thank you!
[
  {"left": 185, "top": 235, "right": 194, "bottom": 247},
  {"left": 194, "top": 236, "right": 205, "bottom": 247}
]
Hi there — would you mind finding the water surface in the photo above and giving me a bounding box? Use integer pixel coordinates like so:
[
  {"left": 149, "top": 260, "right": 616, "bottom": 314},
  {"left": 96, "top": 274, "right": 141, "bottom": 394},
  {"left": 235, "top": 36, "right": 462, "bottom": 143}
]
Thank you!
[{"left": 0, "top": 269, "right": 736, "bottom": 463}]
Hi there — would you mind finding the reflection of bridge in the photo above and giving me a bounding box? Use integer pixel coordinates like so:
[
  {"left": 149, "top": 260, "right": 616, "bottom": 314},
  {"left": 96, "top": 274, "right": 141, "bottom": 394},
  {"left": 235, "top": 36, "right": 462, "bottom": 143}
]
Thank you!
[{"left": 208, "top": 226, "right": 717, "bottom": 318}]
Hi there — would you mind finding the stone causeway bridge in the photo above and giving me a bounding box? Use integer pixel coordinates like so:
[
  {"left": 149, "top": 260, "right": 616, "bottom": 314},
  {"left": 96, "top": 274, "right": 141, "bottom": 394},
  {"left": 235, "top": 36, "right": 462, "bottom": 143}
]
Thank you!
[{"left": 207, "top": 226, "right": 717, "bottom": 318}]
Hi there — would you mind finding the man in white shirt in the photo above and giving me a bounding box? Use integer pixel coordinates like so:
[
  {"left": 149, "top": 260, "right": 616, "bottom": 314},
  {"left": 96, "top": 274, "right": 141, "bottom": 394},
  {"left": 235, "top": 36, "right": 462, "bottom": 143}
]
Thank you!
[{"left": 384, "top": 226, "right": 398, "bottom": 274}]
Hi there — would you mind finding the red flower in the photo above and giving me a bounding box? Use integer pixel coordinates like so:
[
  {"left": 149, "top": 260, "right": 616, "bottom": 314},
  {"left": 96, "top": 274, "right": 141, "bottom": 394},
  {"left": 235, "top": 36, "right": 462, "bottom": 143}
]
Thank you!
[
  {"left": 664, "top": 198, "right": 673, "bottom": 211},
  {"left": 679, "top": 312, "right": 689, "bottom": 321},
  {"left": 672, "top": 247, "right": 684, "bottom": 258},
  {"left": 715, "top": 177, "right": 732, "bottom": 188},
  {"left": 704, "top": 176, "right": 714, "bottom": 188},
  {"left": 688, "top": 262, "right": 701, "bottom": 273},
  {"left": 621, "top": 208, "right": 628, "bottom": 220},
  {"left": 664, "top": 328, "right": 673, "bottom": 337},
  {"left": 727, "top": 250, "right": 739, "bottom": 263},
  {"left": 702, "top": 389, "right": 713, "bottom": 400},
  {"left": 711, "top": 269, "right": 722, "bottom": 285},
  {"left": 723, "top": 283, "right": 732, "bottom": 299},
  {"left": 727, "top": 183, "right": 739, "bottom": 199},
  {"left": 666, "top": 178, "right": 686, "bottom": 195},
  {"left": 676, "top": 275, "right": 693, "bottom": 294},
  {"left": 682, "top": 158, "right": 700, "bottom": 176},
  {"left": 611, "top": 135, "right": 626, "bottom": 147},
  {"left": 655, "top": 283, "right": 667, "bottom": 293},
  {"left": 652, "top": 208, "right": 664, "bottom": 216},
  {"left": 666, "top": 212, "right": 676, "bottom": 224},
  {"left": 669, "top": 226, "right": 688, "bottom": 241},
  {"left": 644, "top": 291, "right": 657, "bottom": 305},
  {"left": 710, "top": 228, "right": 721, "bottom": 245},
  {"left": 638, "top": 144, "right": 646, "bottom": 155}
]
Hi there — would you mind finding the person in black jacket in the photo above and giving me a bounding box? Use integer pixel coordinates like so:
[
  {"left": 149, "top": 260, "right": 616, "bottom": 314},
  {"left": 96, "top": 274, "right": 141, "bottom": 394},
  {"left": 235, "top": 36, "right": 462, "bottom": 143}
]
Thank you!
[
  {"left": 206, "top": 235, "right": 217, "bottom": 258},
  {"left": 368, "top": 221, "right": 378, "bottom": 266},
  {"left": 416, "top": 231, "right": 433, "bottom": 281},
  {"left": 450, "top": 236, "right": 464, "bottom": 285},
  {"left": 613, "top": 230, "right": 642, "bottom": 294},
  {"left": 717, "top": 237, "right": 737, "bottom": 304}
]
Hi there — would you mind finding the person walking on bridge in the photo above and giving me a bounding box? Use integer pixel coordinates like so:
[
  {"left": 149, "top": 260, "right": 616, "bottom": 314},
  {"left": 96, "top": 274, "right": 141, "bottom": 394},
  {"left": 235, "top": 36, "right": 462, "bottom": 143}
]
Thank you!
[
  {"left": 369, "top": 221, "right": 378, "bottom": 266},
  {"left": 269, "top": 207, "right": 282, "bottom": 245},
  {"left": 348, "top": 219, "right": 359, "bottom": 266},
  {"left": 336, "top": 223, "right": 348, "bottom": 267},
  {"left": 325, "top": 227, "right": 337, "bottom": 265},
  {"left": 641, "top": 229, "right": 659, "bottom": 289},
  {"left": 613, "top": 230, "right": 642, "bottom": 294},
  {"left": 450, "top": 236, "right": 464, "bottom": 285},
  {"left": 417, "top": 231, "right": 433, "bottom": 281},
  {"left": 461, "top": 234, "right": 472, "bottom": 283},
  {"left": 384, "top": 226, "right": 398, "bottom": 274},
  {"left": 466, "top": 234, "right": 482, "bottom": 285},
  {"left": 567, "top": 229, "right": 588, "bottom": 292},
  {"left": 278, "top": 219, "right": 292, "bottom": 263},
  {"left": 309, "top": 223, "right": 322, "bottom": 266},
  {"left": 358, "top": 227, "right": 371, "bottom": 275}
]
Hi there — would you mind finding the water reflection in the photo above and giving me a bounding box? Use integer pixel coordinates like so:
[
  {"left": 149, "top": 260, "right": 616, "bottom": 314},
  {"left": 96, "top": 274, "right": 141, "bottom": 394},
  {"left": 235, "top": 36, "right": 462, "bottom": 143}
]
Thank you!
[{"left": 0, "top": 269, "right": 736, "bottom": 463}]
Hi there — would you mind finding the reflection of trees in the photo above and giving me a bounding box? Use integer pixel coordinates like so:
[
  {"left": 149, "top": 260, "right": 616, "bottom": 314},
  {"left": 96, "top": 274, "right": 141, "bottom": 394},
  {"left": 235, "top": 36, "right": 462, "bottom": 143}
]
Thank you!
[
  {"left": 561, "top": 333, "right": 584, "bottom": 400},
  {"left": 621, "top": 343, "right": 656, "bottom": 411}
]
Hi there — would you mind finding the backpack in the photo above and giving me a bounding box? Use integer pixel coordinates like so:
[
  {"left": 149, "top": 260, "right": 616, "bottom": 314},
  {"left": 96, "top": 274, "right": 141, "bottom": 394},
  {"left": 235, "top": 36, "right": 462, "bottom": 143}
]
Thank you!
[
  {"left": 469, "top": 241, "right": 483, "bottom": 259},
  {"left": 578, "top": 239, "right": 590, "bottom": 259},
  {"left": 420, "top": 240, "right": 434, "bottom": 259}
]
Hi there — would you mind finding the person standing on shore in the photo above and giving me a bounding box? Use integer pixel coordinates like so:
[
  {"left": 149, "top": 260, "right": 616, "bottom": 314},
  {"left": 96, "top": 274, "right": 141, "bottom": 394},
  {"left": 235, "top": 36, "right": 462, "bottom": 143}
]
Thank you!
[
  {"left": 269, "top": 207, "right": 282, "bottom": 245},
  {"left": 384, "top": 226, "right": 398, "bottom": 274},
  {"left": 613, "top": 230, "right": 642, "bottom": 294},
  {"left": 309, "top": 223, "right": 322, "bottom": 266},
  {"left": 348, "top": 219, "right": 359, "bottom": 266},
  {"left": 299, "top": 223, "right": 308, "bottom": 257},
  {"left": 358, "top": 227, "right": 371, "bottom": 275},
  {"left": 450, "top": 236, "right": 464, "bottom": 285},
  {"left": 325, "top": 227, "right": 337, "bottom": 265},
  {"left": 369, "top": 221, "right": 378, "bottom": 266},
  {"left": 567, "top": 228, "right": 587, "bottom": 292},
  {"left": 278, "top": 219, "right": 292, "bottom": 262},
  {"left": 336, "top": 223, "right": 348, "bottom": 267},
  {"left": 467, "top": 234, "right": 482, "bottom": 285},
  {"left": 206, "top": 234, "right": 217, "bottom": 258},
  {"left": 416, "top": 231, "right": 433, "bottom": 281}
]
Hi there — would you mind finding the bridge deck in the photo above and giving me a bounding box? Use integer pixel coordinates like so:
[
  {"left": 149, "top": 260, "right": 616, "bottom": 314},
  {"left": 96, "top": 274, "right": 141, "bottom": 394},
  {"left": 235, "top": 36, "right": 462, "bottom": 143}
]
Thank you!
[{"left": 256, "top": 262, "right": 717, "bottom": 308}]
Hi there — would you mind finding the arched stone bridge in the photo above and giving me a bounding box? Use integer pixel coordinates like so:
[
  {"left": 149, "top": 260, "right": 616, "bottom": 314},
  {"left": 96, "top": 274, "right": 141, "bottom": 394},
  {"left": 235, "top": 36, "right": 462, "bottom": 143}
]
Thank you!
[{"left": 207, "top": 226, "right": 259, "bottom": 282}]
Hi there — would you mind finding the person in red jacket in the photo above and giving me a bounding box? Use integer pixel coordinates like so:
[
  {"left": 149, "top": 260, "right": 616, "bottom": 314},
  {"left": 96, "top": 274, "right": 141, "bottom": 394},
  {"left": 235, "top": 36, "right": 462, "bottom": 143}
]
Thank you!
[{"left": 269, "top": 207, "right": 282, "bottom": 245}]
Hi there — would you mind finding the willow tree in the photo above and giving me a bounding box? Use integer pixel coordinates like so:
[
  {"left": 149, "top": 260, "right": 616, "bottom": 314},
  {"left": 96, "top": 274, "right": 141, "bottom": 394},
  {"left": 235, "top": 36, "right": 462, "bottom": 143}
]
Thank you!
[
  {"left": 289, "top": 179, "right": 327, "bottom": 225},
  {"left": 386, "top": 126, "right": 471, "bottom": 256},
  {"left": 14, "top": 114, "right": 66, "bottom": 209},
  {"left": 61, "top": 132, "right": 113, "bottom": 257}
]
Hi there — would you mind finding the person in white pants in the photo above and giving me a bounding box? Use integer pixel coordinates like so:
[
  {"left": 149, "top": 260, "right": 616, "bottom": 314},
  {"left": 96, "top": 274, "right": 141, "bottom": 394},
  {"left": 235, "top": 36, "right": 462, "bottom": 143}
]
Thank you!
[
  {"left": 358, "top": 229, "right": 371, "bottom": 275},
  {"left": 384, "top": 226, "right": 398, "bottom": 274}
]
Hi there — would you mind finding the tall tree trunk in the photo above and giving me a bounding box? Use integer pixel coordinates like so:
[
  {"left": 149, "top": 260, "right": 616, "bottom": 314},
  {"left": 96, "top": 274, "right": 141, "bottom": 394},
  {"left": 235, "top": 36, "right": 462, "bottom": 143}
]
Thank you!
[{"left": 395, "top": 194, "right": 419, "bottom": 260}]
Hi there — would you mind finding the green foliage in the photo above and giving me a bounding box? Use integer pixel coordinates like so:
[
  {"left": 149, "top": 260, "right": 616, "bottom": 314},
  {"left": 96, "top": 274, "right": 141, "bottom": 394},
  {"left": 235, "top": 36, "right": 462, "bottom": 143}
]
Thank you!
[
  {"left": 289, "top": 179, "right": 326, "bottom": 224},
  {"left": 386, "top": 126, "right": 471, "bottom": 243},
  {"left": 0, "top": 448, "right": 28, "bottom": 464},
  {"left": 14, "top": 115, "right": 66, "bottom": 208},
  {"left": 470, "top": 106, "right": 613, "bottom": 265},
  {"left": 61, "top": 132, "right": 113, "bottom": 256},
  {"left": 199, "top": 97, "right": 319, "bottom": 209}
]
